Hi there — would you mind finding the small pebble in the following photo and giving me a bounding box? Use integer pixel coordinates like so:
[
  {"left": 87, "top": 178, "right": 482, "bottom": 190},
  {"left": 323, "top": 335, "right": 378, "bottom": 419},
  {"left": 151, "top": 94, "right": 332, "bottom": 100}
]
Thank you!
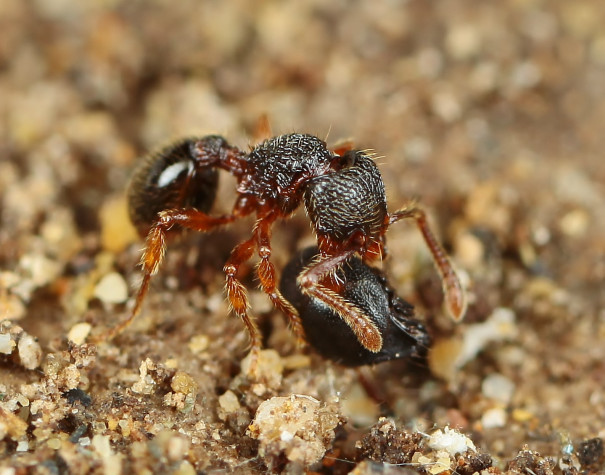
[
  {"left": 455, "top": 232, "right": 485, "bottom": 270},
  {"left": 218, "top": 390, "right": 240, "bottom": 414},
  {"left": 99, "top": 195, "right": 138, "bottom": 253},
  {"left": 0, "top": 333, "right": 15, "bottom": 354},
  {"left": 19, "top": 253, "right": 62, "bottom": 288},
  {"left": 428, "top": 427, "right": 476, "bottom": 456},
  {"left": 174, "top": 460, "right": 196, "bottom": 475},
  {"left": 47, "top": 438, "right": 62, "bottom": 450},
  {"left": 431, "top": 90, "right": 462, "bottom": 122},
  {"left": 171, "top": 371, "right": 197, "bottom": 395},
  {"left": 512, "top": 409, "right": 535, "bottom": 423},
  {"left": 67, "top": 322, "right": 92, "bottom": 345},
  {"left": 16, "top": 440, "right": 29, "bottom": 452},
  {"left": 446, "top": 24, "right": 481, "bottom": 60},
  {"left": 248, "top": 394, "right": 340, "bottom": 466},
  {"left": 430, "top": 455, "right": 454, "bottom": 474},
  {"left": 482, "top": 373, "right": 515, "bottom": 405},
  {"left": 428, "top": 337, "right": 464, "bottom": 381},
  {"left": 281, "top": 354, "right": 311, "bottom": 370},
  {"left": 481, "top": 407, "right": 507, "bottom": 429},
  {"left": 167, "top": 433, "right": 190, "bottom": 462},
  {"left": 0, "top": 292, "right": 26, "bottom": 321},
  {"left": 341, "top": 382, "right": 380, "bottom": 428},
  {"left": 240, "top": 349, "right": 284, "bottom": 388},
  {"left": 93, "top": 272, "right": 128, "bottom": 304},
  {"left": 132, "top": 358, "right": 157, "bottom": 395},
  {"left": 188, "top": 334, "right": 209, "bottom": 354},
  {"left": 18, "top": 333, "right": 42, "bottom": 370},
  {"left": 558, "top": 208, "right": 589, "bottom": 237},
  {"left": 459, "top": 308, "right": 518, "bottom": 370}
]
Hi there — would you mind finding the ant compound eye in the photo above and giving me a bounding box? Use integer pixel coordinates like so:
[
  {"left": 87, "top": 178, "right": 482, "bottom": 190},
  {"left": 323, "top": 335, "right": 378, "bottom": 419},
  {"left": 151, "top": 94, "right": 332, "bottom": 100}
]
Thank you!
[
  {"left": 128, "top": 138, "right": 219, "bottom": 235},
  {"left": 280, "top": 247, "right": 430, "bottom": 366}
]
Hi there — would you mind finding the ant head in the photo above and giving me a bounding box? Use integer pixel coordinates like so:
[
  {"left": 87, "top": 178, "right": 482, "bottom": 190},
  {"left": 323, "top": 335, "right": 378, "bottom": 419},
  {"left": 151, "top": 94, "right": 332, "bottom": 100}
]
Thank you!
[
  {"left": 280, "top": 247, "right": 430, "bottom": 366},
  {"left": 303, "top": 151, "right": 388, "bottom": 254}
]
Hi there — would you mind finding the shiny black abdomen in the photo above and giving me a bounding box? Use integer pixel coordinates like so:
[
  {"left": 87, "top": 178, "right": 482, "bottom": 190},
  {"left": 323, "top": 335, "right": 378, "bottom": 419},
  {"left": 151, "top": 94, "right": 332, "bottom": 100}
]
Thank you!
[{"left": 128, "top": 138, "right": 219, "bottom": 235}]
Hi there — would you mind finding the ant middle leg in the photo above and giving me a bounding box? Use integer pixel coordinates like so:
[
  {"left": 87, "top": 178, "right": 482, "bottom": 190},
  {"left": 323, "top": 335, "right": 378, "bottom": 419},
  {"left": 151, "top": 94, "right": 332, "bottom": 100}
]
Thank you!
[
  {"left": 296, "top": 251, "right": 383, "bottom": 352},
  {"left": 223, "top": 235, "right": 263, "bottom": 372},
  {"left": 389, "top": 205, "right": 467, "bottom": 321},
  {"left": 254, "top": 214, "right": 306, "bottom": 346}
]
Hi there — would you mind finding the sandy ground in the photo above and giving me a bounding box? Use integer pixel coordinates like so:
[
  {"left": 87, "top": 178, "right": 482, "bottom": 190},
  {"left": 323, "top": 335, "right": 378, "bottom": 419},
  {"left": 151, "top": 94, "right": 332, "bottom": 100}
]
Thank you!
[{"left": 1, "top": 1, "right": 604, "bottom": 473}]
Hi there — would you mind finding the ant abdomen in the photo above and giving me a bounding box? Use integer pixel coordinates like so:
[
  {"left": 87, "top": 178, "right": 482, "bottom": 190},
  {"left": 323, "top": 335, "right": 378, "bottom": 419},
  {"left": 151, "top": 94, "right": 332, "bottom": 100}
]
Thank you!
[
  {"left": 280, "top": 247, "right": 431, "bottom": 367},
  {"left": 128, "top": 138, "right": 219, "bottom": 236}
]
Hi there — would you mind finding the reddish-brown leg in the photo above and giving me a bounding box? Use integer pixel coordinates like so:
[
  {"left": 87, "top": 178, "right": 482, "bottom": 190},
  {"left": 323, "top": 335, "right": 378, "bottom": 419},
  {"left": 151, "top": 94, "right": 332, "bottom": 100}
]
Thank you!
[
  {"left": 389, "top": 205, "right": 467, "bottom": 321},
  {"left": 223, "top": 235, "right": 263, "bottom": 369},
  {"left": 331, "top": 140, "right": 355, "bottom": 157},
  {"left": 254, "top": 214, "right": 307, "bottom": 346},
  {"left": 296, "top": 250, "right": 383, "bottom": 352},
  {"left": 100, "top": 209, "right": 238, "bottom": 342},
  {"left": 251, "top": 114, "right": 272, "bottom": 145}
]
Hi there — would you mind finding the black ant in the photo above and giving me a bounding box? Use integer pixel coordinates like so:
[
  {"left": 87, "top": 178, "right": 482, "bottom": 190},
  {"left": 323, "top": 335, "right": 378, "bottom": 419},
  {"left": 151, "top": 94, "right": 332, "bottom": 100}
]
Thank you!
[
  {"left": 280, "top": 247, "right": 430, "bottom": 366},
  {"left": 107, "top": 131, "right": 465, "bottom": 372}
]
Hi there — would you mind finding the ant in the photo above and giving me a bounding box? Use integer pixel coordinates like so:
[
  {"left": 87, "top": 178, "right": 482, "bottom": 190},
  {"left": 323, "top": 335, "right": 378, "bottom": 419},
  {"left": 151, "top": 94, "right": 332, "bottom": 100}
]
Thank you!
[
  {"left": 108, "top": 131, "right": 466, "bottom": 372},
  {"left": 280, "top": 247, "right": 430, "bottom": 366}
]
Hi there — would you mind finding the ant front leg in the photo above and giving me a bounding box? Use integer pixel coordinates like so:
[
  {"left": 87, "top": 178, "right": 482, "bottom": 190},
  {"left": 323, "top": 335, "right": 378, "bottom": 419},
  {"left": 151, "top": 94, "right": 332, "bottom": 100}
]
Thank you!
[
  {"left": 390, "top": 205, "right": 467, "bottom": 321},
  {"left": 296, "top": 250, "right": 384, "bottom": 352},
  {"left": 254, "top": 214, "right": 306, "bottom": 346},
  {"left": 101, "top": 209, "right": 238, "bottom": 341}
]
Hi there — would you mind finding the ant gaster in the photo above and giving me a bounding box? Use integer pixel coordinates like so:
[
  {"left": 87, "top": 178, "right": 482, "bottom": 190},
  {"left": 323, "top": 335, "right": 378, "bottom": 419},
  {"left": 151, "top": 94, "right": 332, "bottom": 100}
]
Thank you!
[
  {"left": 110, "top": 132, "right": 466, "bottom": 371},
  {"left": 280, "top": 247, "right": 430, "bottom": 366}
]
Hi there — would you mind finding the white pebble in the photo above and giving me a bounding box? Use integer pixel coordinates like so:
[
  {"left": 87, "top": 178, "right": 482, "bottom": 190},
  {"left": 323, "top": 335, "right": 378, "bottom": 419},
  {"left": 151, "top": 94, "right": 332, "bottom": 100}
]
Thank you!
[
  {"left": 0, "top": 333, "right": 15, "bottom": 354},
  {"left": 218, "top": 390, "right": 240, "bottom": 414},
  {"left": 481, "top": 407, "right": 507, "bottom": 429},
  {"left": 16, "top": 440, "right": 29, "bottom": 452},
  {"left": 67, "top": 322, "right": 92, "bottom": 345},
  {"left": 457, "top": 307, "right": 518, "bottom": 368},
  {"left": 482, "top": 373, "right": 515, "bottom": 405},
  {"left": 428, "top": 427, "right": 476, "bottom": 456},
  {"left": 94, "top": 272, "right": 128, "bottom": 304},
  {"left": 18, "top": 334, "right": 42, "bottom": 369}
]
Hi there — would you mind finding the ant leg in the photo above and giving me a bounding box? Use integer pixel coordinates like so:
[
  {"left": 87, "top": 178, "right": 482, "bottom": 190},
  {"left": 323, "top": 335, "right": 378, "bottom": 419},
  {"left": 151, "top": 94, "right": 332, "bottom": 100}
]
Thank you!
[
  {"left": 331, "top": 140, "right": 355, "bottom": 157},
  {"left": 251, "top": 114, "right": 272, "bottom": 144},
  {"left": 100, "top": 209, "right": 238, "bottom": 342},
  {"left": 297, "top": 251, "right": 383, "bottom": 352},
  {"left": 390, "top": 205, "right": 467, "bottom": 321},
  {"left": 254, "top": 215, "right": 306, "bottom": 346},
  {"left": 223, "top": 236, "right": 263, "bottom": 371}
]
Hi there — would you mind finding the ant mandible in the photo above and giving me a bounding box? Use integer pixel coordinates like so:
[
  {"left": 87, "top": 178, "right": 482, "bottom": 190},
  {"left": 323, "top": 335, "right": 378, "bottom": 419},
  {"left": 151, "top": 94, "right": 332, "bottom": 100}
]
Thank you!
[{"left": 108, "top": 129, "right": 466, "bottom": 370}]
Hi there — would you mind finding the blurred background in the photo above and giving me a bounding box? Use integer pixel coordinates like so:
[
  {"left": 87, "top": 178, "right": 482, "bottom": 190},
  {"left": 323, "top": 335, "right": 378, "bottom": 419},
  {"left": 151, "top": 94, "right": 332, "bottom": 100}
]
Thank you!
[{"left": 1, "top": 0, "right": 604, "bottom": 472}]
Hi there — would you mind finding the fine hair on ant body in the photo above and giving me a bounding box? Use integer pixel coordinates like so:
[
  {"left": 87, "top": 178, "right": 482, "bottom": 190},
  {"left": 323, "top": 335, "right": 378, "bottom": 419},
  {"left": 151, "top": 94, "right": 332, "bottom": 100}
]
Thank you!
[{"left": 105, "top": 126, "right": 466, "bottom": 373}]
